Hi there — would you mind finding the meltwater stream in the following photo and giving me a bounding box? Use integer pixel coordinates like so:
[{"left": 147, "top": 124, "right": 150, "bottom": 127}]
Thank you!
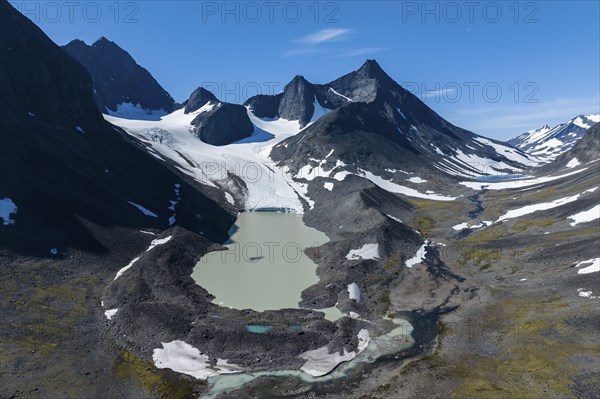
[{"left": 190, "top": 212, "right": 422, "bottom": 398}]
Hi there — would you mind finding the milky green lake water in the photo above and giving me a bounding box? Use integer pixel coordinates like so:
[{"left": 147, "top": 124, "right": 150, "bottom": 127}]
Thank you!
[{"left": 192, "top": 212, "right": 341, "bottom": 314}]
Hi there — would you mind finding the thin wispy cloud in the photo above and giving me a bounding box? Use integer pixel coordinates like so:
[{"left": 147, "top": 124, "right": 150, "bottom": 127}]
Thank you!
[
  {"left": 284, "top": 28, "right": 384, "bottom": 59},
  {"left": 295, "top": 28, "right": 351, "bottom": 44},
  {"left": 329, "top": 47, "right": 386, "bottom": 58}
]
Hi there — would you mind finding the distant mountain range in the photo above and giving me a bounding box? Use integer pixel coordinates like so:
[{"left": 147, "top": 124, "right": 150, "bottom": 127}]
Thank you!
[
  {"left": 507, "top": 114, "right": 599, "bottom": 160},
  {"left": 540, "top": 122, "right": 600, "bottom": 173}
]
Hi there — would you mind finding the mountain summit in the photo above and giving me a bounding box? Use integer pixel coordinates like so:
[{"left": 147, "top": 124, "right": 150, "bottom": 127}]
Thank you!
[
  {"left": 62, "top": 37, "right": 177, "bottom": 116},
  {"left": 244, "top": 59, "right": 399, "bottom": 128},
  {"left": 267, "top": 60, "right": 537, "bottom": 180}
]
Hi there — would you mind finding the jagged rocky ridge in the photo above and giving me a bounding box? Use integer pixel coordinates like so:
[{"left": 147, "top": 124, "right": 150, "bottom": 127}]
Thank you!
[
  {"left": 182, "top": 87, "right": 254, "bottom": 146},
  {"left": 0, "top": 1, "right": 233, "bottom": 255},
  {"left": 267, "top": 60, "right": 537, "bottom": 180},
  {"left": 539, "top": 123, "right": 600, "bottom": 173},
  {"left": 62, "top": 37, "right": 177, "bottom": 115},
  {"left": 508, "top": 114, "right": 600, "bottom": 160}
]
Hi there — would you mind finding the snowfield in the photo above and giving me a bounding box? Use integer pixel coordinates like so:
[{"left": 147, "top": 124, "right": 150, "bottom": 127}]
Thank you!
[
  {"left": 497, "top": 195, "right": 581, "bottom": 222},
  {"left": 472, "top": 136, "right": 537, "bottom": 165},
  {"left": 113, "top": 256, "right": 141, "bottom": 281},
  {"left": 577, "top": 288, "right": 597, "bottom": 299},
  {"left": 153, "top": 340, "right": 244, "bottom": 379},
  {"left": 107, "top": 102, "right": 168, "bottom": 120},
  {"left": 299, "top": 329, "right": 369, "bottom": 377},
  {"left": 459, "top": 168, "right": 588, "bottom": 190},
  {"left": 105, "top": 108, "right": 307, "bottom": 212},
  {"left": 299, "top": 346, "right": 355, "bottom": 377}
]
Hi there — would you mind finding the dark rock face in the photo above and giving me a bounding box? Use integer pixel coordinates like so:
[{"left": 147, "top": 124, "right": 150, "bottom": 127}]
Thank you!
[
  {"left": 190, "top": 102, "right": 254, "bottom": 146},
  {"left": 244, "top": 93, "right": 282, "bottom": 118},
  {"left": 573, "top": 123, "right": 600, "bottom": 162},
  {"left": 244, "top": 60, "right": 416, "bottom": 128},
  {"left": 183, "top": 87, "right": 218, "bottom": 113},
  {"left": 62, "top": 37, "right": 176, "bottom": 114},
  {"left": 0, "top": 0, "right": 233, "bottom": 255},
  {"left": 277, "top": 75, "right": 319, "bottom": 127},
  {"left": 317, "top": 59, "right": 390, "bottom": 105},
  {"left": 245, "top": 61, "right": 531, "bottom": 181},
  {"left": 244, "top": 75, "right": 336, "bottom": 128},
  {"left": 270, "top": 60, "right": 530, "bottom": 181}
]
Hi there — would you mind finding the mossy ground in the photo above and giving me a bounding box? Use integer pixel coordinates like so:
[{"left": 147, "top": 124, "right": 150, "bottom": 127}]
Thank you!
[
  {"left": 113, "top": 349, "right": 202, "bottom": 399},
  {"left": 447, "top": 297, "right": 597, "bottom": 399}
]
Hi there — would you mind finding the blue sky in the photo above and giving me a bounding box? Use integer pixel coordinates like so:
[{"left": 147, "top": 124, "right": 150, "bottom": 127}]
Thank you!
[{"left": 19, "top": 0, "right": 600, "bottom": 140}]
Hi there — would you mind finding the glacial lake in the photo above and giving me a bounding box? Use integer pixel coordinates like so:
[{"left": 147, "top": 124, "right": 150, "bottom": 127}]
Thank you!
[
  {"left": 192, "top": 212, "right": 341, "bottom": 315},
  {"left": 474, "top": 174, "right": 527, "bottom": 182}
]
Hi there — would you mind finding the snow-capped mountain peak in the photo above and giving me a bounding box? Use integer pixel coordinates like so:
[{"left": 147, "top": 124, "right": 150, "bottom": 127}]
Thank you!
[
  {"left": 507, "top": 114, "right": 600, "bottom": 161},
  {"left": 528, "top": 124, "right": 551, "bottom": 134}
]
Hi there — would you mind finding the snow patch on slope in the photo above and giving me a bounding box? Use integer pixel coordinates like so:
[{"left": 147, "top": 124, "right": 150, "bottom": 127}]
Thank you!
[
  {"left": 452, "top": 221, "right": 492, "bottom": 231},
  {"left": 128, "top": 201, "right": 159, "bottom": 217},
  {"left": 575, "top": 258, "right": 600, "bottom": 275},
  {"left": 347, "top": 283, "right": 361, "bottom": 302},
  {"left": 460, "top": 168, "right": 588, "bottom": 190},
  {"left": 299, "top": 329, "right": 369, "bottom": 377},
  {"left": 333, "top": 169, "right": 457, "bottom": 201},
  {"left": 346, "top": 243, "right": 380, "bottom": 260},
  {"left": 329, "top": 87, "right": 353, "bottom": 102},
  {"left": 406, "top": 240, "right": 429, "bottom": 268},
  {"left": 568, "top": 205, "right": 600, "bottom": 226},
  {"left": 0, "top": 198, "right": 17, "bottom": 225},
  {"left": 107, "top": 102, "right": 168, "bottom": 120},
  {"left": 113, "top": 235, "right": 172, "bottom": 281},
  {"left": 497, "top": 195, "right": 580, "bottom": 222},
  {"left": 565, "top": 158, "right": 581, "bottom": 169},
  {"left": 105, "top": 308, "right": 118, "bottom": 320}
]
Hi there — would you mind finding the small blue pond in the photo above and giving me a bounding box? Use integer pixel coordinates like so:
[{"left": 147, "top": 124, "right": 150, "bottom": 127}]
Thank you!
[
  {"left": 245, "top": 325, "right": 273, "bottom": 333},
  {"left": 474, "top": 174, "right": 527, "bottom": 182}
]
